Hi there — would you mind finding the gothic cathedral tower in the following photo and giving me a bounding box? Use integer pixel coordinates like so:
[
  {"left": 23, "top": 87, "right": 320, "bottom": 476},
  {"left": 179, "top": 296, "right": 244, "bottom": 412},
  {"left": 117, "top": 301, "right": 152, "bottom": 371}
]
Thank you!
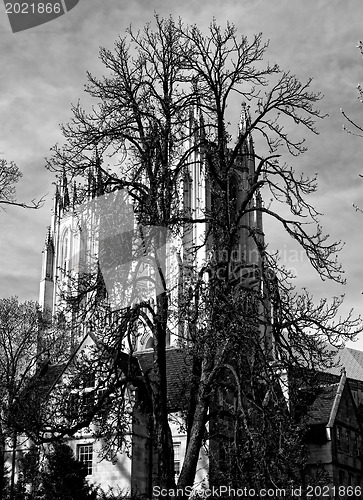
[{"left": 39, "top": 103, "right": 268, "bottom": 352}]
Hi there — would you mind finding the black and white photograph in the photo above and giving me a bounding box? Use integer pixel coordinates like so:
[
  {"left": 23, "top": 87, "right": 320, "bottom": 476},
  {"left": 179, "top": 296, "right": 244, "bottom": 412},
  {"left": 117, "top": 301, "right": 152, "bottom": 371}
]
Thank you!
[{"left": 1, "top": 1, "right": 363, "bottom": 498}]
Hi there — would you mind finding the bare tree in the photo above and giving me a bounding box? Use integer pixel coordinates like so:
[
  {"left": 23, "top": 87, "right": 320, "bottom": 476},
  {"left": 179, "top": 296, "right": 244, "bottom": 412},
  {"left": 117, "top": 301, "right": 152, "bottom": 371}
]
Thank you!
[
  {"left": 341, "top": 41, "right": 363, "bottom": 137},
  {"left": 341, "top": 41, "right": 363, "bottom": 213},
  {"left": 0, "top": 158, "right": 44, "bottom": 210},
  {"left": 0, "top": 298, "right": 41, "bottom": 499},
  {"left": 0, "top": 298, "right": 67, "bottom": 500},
  {"left": 43, "top": 16, "right": 362, "bottom": 495}
]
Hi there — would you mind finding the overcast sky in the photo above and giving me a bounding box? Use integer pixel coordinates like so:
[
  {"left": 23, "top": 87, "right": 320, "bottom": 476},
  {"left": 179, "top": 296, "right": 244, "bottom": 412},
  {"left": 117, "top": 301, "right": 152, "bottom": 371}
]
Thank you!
[{"left": 1, "top": 0, "right": 363, "bottom": 347}]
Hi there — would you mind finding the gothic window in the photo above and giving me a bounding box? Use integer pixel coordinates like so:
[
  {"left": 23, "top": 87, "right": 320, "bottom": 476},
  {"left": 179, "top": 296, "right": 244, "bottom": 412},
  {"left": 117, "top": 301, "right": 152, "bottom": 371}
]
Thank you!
[
  {"left": 145, "top": 336, "right": 155, "bottom": 350},
  {"left": 78, "top": 225, "right": 88, "bottom": 269},
  {"left": 77, "top": 444, "right": 93, "bottom": 476},
  {"left": 183, "top": 172, "right": 193, "bottom": 214},
  {"left": 228, "top": 174, "right": 238, "bottom": 212},
  {"left": 61, "top": 229, "right": 69, "bottom": 276}
]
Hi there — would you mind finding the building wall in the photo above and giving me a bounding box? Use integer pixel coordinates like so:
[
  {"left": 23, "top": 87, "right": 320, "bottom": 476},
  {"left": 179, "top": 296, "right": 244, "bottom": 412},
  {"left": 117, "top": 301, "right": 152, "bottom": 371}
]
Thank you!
[
  {"left": 131, "top": 410, "right": 151, "bottom": 495},
  {"left": 306, "top": 382, "right": 363, "bottom": 495},
  {"left": 307, "top": 439, "right": 333, "bottom": 466},
  {"left": 169, "top": 413, "right": 208, "bottom": 490},
  {"left": 68, "top": 436, "right": 133, "bottom": 494},
  {"left": 334, "top": 384, "right": 363, "bottom": 476}
]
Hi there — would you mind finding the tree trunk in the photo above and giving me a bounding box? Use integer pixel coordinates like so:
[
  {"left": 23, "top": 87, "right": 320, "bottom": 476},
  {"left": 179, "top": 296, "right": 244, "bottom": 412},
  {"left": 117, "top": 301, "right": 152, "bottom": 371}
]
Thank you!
[
  {"left": 9, "top": 433, "right": 16, "bottom": 500},
  {"left": 0, "top": 426, "right": 6, "bottom": 500},
  {"left": 152, "top": 323, "right": 175, "bottom": 490},
  {"left": 177, "top": 361, "right": 210, "bottom": 492},
  {"left": 152, "top": 232, "right": 175, "bottom": 492}
]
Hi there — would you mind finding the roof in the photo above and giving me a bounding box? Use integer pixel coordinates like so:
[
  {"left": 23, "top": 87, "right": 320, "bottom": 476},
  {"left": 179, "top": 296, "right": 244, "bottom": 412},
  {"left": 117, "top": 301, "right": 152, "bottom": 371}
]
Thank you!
[
  {"left": 136, "top": 348, "right": 192, "bottom": 411},
  {"left": 33, "top": 340, "right": 193, "bottom": 413},
  {"left": 324, "top": 347, "right": 363, "bottom": 381},
  {"left": 306, "top": 369, "right": 352, "bottom": 429},
  {"left": 38, "top": 362, "right": 67, "bottom": 395},
  {"left": 306, "top": 383, "right": 339, "bottom": 426}
]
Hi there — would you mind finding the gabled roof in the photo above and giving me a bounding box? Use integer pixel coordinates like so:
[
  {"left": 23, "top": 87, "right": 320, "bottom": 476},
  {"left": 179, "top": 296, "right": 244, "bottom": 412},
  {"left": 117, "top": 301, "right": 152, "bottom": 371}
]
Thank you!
[
  {"left": 37, "top": 361, "right": 67, "bottom": 395},
  {"left": 305, "top": 367, "right": 348, "bottom": 428},
  {"left": 136, "top": 348, "right": 192, "bottom": 411},
  {"left": 306, "top": 383, "right": 340, "bottom": 426},
  {"left": 36, "top": 340, "right": 192, "bottom": 413},
  {"left": 32, "top": 332, "right": 98, "bottom": 398},
  {"left": 305, "top": 369, "right": 361, "bottom": 432}
]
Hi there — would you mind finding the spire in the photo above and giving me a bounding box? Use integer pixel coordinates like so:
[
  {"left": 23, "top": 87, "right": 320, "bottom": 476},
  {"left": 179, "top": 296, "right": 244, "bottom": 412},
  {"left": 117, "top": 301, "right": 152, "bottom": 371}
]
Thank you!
[
  {"left": 88, "top": 167, "right": 95, "bottom": 199},
  {"left": 91, "top": 174, "right": 97, "bottom": 198},
  {"left": 237, "top": 102, "right": 255, "bottom": 171},
  {"left": 41, "top": 227, "right": 54, "bottom": 280},
  {"left": 39, "top": 225, "right": 55, "bottom": 312},
  {"left": 72, "top": 181, "right": 78, "bottom": 208},
  {"left": 239, "top": 102, "right": 254, "bottom": 149},
  {"left": 189, "top": 77, "right": 205, "bottom": 143},
  {"left": 238, "top": 102, "right": 251, "bottom": 136},
  {"left": 57, "top": 180, "right": 64, "bottom": 214},
  {"left": 45, "top": 225, "right": 53, "bottom": 248},
  {"left": 255, "top": 191, "right": 264, "bottom": 240},
  {"left": 52, "top": 182, "right": 60, "bottom": 219},
  {"left": 62, "top": 168, "right": 70, "bottom": 210},
  {"left": 95, "top": 148, "right": 104, "bottom": 197},
  {"left": 198, "top": 100, "right": 205, "bottom": 143},
  {"left": 189, "top": 99, "right": 205, "bottom": 146}
]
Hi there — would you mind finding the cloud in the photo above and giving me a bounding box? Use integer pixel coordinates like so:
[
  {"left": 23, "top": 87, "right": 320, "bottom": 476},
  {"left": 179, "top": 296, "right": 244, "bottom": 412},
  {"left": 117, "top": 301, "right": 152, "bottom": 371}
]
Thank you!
[{"left": 1, "top": 0, "right": 363, "bottom": 345}]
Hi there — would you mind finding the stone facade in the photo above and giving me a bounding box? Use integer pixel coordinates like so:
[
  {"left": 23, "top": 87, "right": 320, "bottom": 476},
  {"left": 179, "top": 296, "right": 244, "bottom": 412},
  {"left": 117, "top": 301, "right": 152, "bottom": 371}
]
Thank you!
[{"left": 306, "top": 364, "right": 363, "bottom": 494}]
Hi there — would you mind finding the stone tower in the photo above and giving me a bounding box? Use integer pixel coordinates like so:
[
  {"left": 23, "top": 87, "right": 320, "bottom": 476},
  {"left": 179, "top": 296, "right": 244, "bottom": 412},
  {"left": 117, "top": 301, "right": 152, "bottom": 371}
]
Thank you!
[{"left": 39, "top": 103, "right": 268, "bottom": 351}]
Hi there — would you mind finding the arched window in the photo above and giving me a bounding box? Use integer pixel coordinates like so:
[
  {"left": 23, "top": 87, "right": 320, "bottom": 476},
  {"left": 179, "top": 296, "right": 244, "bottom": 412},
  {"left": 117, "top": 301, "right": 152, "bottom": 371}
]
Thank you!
[
  {"left": 183, "top": 172, "right": 193, "bottom": 213},
  {"left": 61, "top": 229, "right": 69, "bottom": 276},
  {"left": 228, "top": 173, "right": 238, "bottom": 216},
  {"left": 145, "top": 336, "right": 155, "bottom": 350}
]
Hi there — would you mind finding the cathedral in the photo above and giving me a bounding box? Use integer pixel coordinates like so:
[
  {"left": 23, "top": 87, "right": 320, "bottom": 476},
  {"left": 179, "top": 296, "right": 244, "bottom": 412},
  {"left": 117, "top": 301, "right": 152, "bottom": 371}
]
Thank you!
[
  {"left": 3, "top": 102, "right": 363, "bottom": 497},
  {"left": 35, "top": 102, "right": 271, "bottom": 494},
  {"left": 39, "top": 102, "right": 266, "bottom": 352}
]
